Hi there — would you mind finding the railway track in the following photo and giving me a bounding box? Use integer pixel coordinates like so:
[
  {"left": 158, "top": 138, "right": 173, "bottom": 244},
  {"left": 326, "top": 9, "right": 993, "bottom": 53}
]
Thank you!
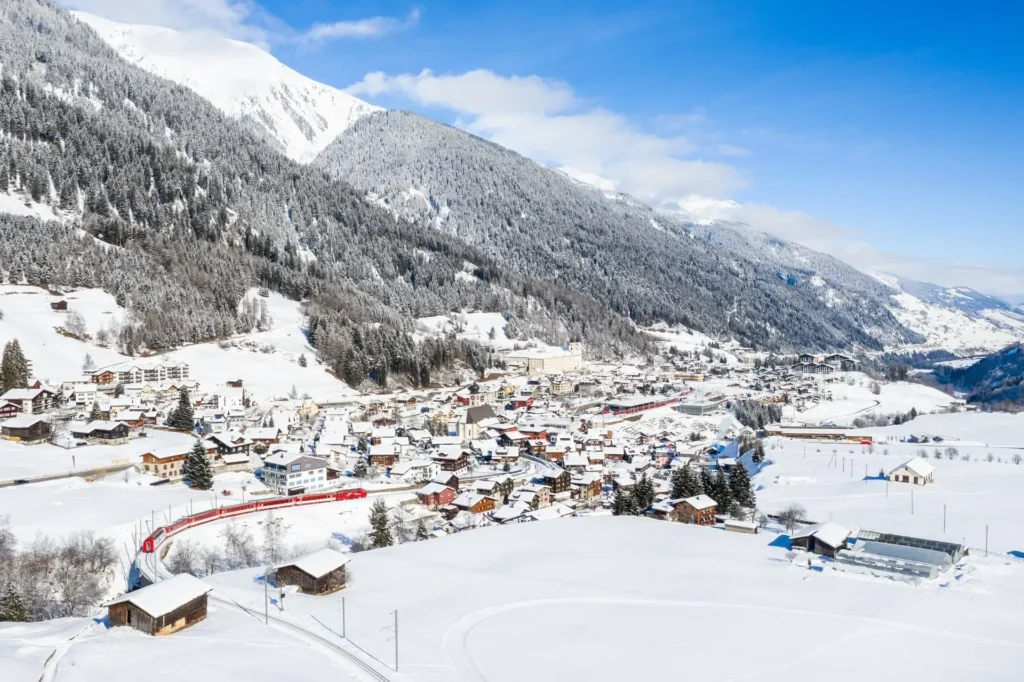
[{"left": 209, "top": 595, "right": 391, "bottom": 682}]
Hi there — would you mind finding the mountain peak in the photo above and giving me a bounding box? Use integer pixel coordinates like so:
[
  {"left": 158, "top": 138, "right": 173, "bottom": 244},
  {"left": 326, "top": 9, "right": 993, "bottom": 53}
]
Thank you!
[{"left": 73, "top": 11, "right": 382, "bottom": 162}]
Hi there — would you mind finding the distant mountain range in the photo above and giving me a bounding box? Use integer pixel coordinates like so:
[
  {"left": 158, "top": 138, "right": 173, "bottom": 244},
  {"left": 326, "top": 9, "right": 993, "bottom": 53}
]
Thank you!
[{"left": 0, "top": 2, "right": 1017, "bottom": 377}]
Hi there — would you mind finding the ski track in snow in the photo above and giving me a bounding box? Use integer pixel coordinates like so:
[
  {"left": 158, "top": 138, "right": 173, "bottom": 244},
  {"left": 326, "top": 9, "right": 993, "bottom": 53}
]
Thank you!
[{"left": 442, "top": 597, "right": 1024, "bottom": 682}]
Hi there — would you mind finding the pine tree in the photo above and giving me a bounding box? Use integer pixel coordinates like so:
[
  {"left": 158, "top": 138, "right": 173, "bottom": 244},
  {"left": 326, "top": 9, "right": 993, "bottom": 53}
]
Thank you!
[
  {"left": 697, "top": 467, "right": 713, "bottom": 497},
  {"left": 0, "top": 339, "right": 30, "bottom": 392},
  {"left": 0, "top": 584, "right": 27, "bottom": 622},
  {"left": 353, "top": 458, "right": 368, "bottom": 478},
  {"left": 611, "top": 487, "right": 630, "bottom": 516},
  {"left": 289, "top": 384, "right": 298, "bottom": 400},
  {"left": 82, "top": 352, "right": 95, "bottom": 372},
  {"left": 298, "top": 353, "right": 307, "bottom": 368},
  {"left": 89, "top": 401, "right": 102, "bottom": 422},
  {"left": 415, "top": 519, "right": 430, "bottom": 540},
  {"left": 728, "top": 462, "right": 756, "bottom": 511},
  {"left": 630, "top": 473, "right": 655, "bottom": 513},
  {"left": 113, "top": 382, "right": 125, "bottom": 398},
  {"left": 671, "top": 466, "right": 700, "bottom": 500},
  {"left": 369, "top": 499, "right": 393, "bottom": 548},
  {"left": 183, "top": 438, "right": 214, "bottom": 490},
  {"left": 170, "top": 388, "right": 194, "bottom": 431},
  {"left": 713, "top": 469, "right": 733, "bottom": 513}
]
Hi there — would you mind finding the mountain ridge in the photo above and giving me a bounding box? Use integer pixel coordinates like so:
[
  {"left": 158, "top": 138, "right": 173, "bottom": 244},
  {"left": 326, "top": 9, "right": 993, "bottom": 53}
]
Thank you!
[{"left": 72, "top": 11, "right": 382, "bottom": 163}]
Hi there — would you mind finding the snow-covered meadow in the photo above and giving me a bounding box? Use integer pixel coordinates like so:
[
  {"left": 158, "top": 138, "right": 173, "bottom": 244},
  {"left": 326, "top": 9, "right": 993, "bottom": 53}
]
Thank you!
[
  {"left": 756, "top": 418, "right": 1024, "bottom": 552},
  {"left": 195, "top": 517, "right": 1024, "bottom": 682}
]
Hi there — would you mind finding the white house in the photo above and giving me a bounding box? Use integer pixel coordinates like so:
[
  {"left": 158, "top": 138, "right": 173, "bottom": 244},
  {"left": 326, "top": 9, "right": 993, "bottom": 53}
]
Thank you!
[
  {"left": 888, "top": 457, "right": 935, "bottom": 486},
  {"left": 389, "top": 459, "right": 439, "bottom": 483},
  {"left": 262, "top": 453, "right": 327, "bottom": 495}
]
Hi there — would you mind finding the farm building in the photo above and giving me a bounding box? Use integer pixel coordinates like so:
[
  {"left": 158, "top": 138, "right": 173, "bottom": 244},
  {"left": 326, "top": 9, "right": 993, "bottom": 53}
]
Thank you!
[
  {"left": 71, "top": 420, "right": 131, "bottom": 444},
  {"left": 888, "top": 457, "right": 935, "bottom": 485},
  {"left": 105, "top": 574, "right": 212, "bottom": 636},
  {"left": 836, "top": 531, "right": 965, "bottom": 580},
  {"left": 790, "top": 522, "right": 852, "bottom": 558},
  {"left": 724, "top": 519, "right": 759, "bottom": 534},
  {"left": 1, "top": 415, "right": 52, "bottom": 443},
  {"left": 275, "top": 548, "right": 350, "bottom": 595}
]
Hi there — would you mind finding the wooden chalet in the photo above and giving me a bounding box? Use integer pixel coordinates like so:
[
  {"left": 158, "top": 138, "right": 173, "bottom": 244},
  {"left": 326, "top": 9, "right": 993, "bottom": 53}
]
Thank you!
[
  {"left": 274, "top": 548, "right": 349, "bottom": 595},
  {"left": 49, "top": 299, "right": 68, "bottom": 312},
  {"left": 105, "top": 574, "right": 211, "bottom": 636},
  {"left": 1, "top": 415, "right": 52, "bottom": 443},
  {"left": 416, "top": 482, "right": 457, "bottom": 509},
  {"left": 542, "top": 467, "right": 572, "bottom": 494},
  {"left": 207, "top": 432, "right": 252, "bottom": 457},
  {"left": 673, "top": 495, "right": 718, "bottom": 526},
  {"left": 0, "top": 401, "right": 19, "bottom": 419},
  {"left": 0, "top": 388, "right": 56, "bottom": 415},
  {"left": 71, "top": 421, "right": 131, "bottom": 443},
  {"left": 452, "top": 492, "right": 498, "bottom": 514}
]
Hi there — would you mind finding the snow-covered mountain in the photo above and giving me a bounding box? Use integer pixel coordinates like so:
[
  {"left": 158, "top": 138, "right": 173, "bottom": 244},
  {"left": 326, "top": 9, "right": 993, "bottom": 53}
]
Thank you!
[
  {"left": 871, "top": 272, "right": 1024, "bottom": 355},
  {"left": 72, "top": 12, "right": 381, "bottom": 163}
]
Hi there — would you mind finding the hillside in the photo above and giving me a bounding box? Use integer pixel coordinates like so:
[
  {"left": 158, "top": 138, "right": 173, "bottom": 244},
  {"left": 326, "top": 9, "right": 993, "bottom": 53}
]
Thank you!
[
  {"left": 937, "top": 344, "right": 1024, "bottom": 406},
  {"left": 315, "top": 110, "right": 920, "bottom": 352},
  {"left": 871, "top": 273, "right": 1024, "bottom": 355}
]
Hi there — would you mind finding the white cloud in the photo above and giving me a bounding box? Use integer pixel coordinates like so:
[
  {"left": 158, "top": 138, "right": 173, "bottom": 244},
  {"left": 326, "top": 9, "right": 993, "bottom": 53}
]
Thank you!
[
  {"left": 302, "top": 9, "right": 420, "bottom": 42},
  {"left": 346, "top": 69, "right": 747, "bottom": 200},
  {"left": 59, "top": 0, "right": 416, "bottom": 49}
]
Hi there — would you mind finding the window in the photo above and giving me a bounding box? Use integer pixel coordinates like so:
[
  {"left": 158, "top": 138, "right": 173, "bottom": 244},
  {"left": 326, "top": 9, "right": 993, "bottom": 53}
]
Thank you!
[{"left": 291, "top": 464, "right": 301, "bottom": 472}]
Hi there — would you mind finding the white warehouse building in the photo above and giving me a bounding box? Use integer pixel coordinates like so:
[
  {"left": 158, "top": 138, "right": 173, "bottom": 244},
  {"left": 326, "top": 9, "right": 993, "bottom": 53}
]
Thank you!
[{"left": 504, "top": 343, "right": 583, "bottom": 374}]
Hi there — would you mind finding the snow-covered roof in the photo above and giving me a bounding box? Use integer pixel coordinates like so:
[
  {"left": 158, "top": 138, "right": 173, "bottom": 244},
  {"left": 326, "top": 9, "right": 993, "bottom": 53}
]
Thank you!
[
  {"left": 682, "top": 494, "right": 718, "bottom": 510},
  {"left": 1, "top": 414, "right": 48, "bottom": 428},
  {"left": 275, "top": 548, "right": 349, "bottom": 579},
  {"left": 890, "top": 456, "right": 935, "bottom": 478},
  {"left": 105, "top": 574, "right": 211, "bottom": 618},
  {"left": 245, "top": 427, "right": 280, "bottom": 440},
  {"left": 418, "top": 482, "right": 455, "bottom": 496},
  {"left": 790, "top": 521, "right": 851, "bottom": 548}
]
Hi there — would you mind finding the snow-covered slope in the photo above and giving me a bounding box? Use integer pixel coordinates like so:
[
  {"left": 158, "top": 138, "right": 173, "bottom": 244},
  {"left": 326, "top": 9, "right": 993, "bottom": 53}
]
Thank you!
[
  {"left": 72, "top": 12, "right": 381, "bottom": 163},
  {"left": 871, "top": 273, "right": 1024, "bottom": 355}
]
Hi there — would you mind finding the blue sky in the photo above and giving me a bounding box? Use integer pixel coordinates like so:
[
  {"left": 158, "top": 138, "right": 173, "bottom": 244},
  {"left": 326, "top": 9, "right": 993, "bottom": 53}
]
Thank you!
[{"left": 64, "top": 0, "right": 1024, "bottom": 296}]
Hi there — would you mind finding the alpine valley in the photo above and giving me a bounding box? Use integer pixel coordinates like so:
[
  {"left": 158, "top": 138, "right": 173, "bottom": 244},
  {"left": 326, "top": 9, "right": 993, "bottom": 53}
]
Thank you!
[{"left": 0, "top": 0, "right": 1019, "bottom": 389}]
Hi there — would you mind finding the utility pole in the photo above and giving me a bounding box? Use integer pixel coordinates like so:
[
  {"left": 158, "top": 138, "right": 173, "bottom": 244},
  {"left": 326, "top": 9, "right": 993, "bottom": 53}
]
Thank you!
[
  {"left": 394, "top": 610, "right": 399, "bottom": 672},
  {"left": 264, "top": 571, "right": 269, "bottom": 625}
]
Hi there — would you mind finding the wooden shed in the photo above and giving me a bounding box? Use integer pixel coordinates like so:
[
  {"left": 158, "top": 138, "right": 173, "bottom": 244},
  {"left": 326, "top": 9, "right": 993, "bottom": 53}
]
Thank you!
[
  {"left": 1, "top": 415, "right": 52, "bottom": 443},
  {"left": 105, "top": 574, "right": 212, "bottom": 636},
  {"left": 274, "top": 548, "right": 350, "bottom": 595},
  {"left": 789, "top": 522, "right": 852, "bottom": 558}
]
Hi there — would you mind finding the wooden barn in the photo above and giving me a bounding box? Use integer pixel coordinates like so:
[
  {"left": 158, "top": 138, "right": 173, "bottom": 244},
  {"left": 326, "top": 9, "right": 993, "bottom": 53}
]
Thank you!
[
  {"left": 789, "top": 522, "right": 852, "bottom": 558},
  {"left": 274, "top": 548, "right": 350, "bottom": 595},
  {"left": 105, "top": 574, "right": 211, "bottom": 636},
  {"left": 1, "top": 415, "right": 52, "bottom": 443}
]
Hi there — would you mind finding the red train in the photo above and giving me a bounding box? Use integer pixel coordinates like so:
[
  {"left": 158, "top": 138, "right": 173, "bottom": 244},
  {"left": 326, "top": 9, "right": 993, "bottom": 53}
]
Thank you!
[{"left": 140, "top": 489, "right": 367, "bottom": 553}]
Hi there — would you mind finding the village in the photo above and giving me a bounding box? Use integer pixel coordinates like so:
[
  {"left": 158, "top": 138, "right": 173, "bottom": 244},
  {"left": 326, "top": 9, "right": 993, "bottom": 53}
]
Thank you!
[{"left": 1, "top": 296, "right": 1023, "bottom": 682}]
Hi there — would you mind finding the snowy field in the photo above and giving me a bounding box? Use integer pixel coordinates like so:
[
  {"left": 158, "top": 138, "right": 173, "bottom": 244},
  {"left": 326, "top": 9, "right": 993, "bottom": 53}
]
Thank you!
[
  {"left": 416, "top": 311, "right": 512, "bottom": 349},
  {"left": 642, "top": 324, "right": 745, "bottom": 365},
  {"left": 152, "top": 289, "right": 355, "bottom": 403},
  {"left": 0, "top": 618, "right": 94, "bottom": 682},
  {"left": 865, "top": 411, "right": 1024, "bottom": 447},
  {"left": 160, "top": 491, "right": 416, "bottom": 562},
  {"left": 199, "top": 517, "right": 1024, "bottom": 682},
  {"left": 756, "top": 434, "right": 1024, "bottom": 551},
  {"left": 0, "top": 285, "right": 127, "bottom": 382},
  {"left": 796, "top": 373, "right": 957, "bottom": 425},
  {"left": 0, "top": 429, "right": 197, "bottom": 482},
  {"left": 0, "top": 284, "right": 355, "bottom": 403},
  {"left": 0, "top": 468, "right": 267, "bottom": 546},
  {"left": 35, "top": 607, "right": 354, "bottom": 682}
]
